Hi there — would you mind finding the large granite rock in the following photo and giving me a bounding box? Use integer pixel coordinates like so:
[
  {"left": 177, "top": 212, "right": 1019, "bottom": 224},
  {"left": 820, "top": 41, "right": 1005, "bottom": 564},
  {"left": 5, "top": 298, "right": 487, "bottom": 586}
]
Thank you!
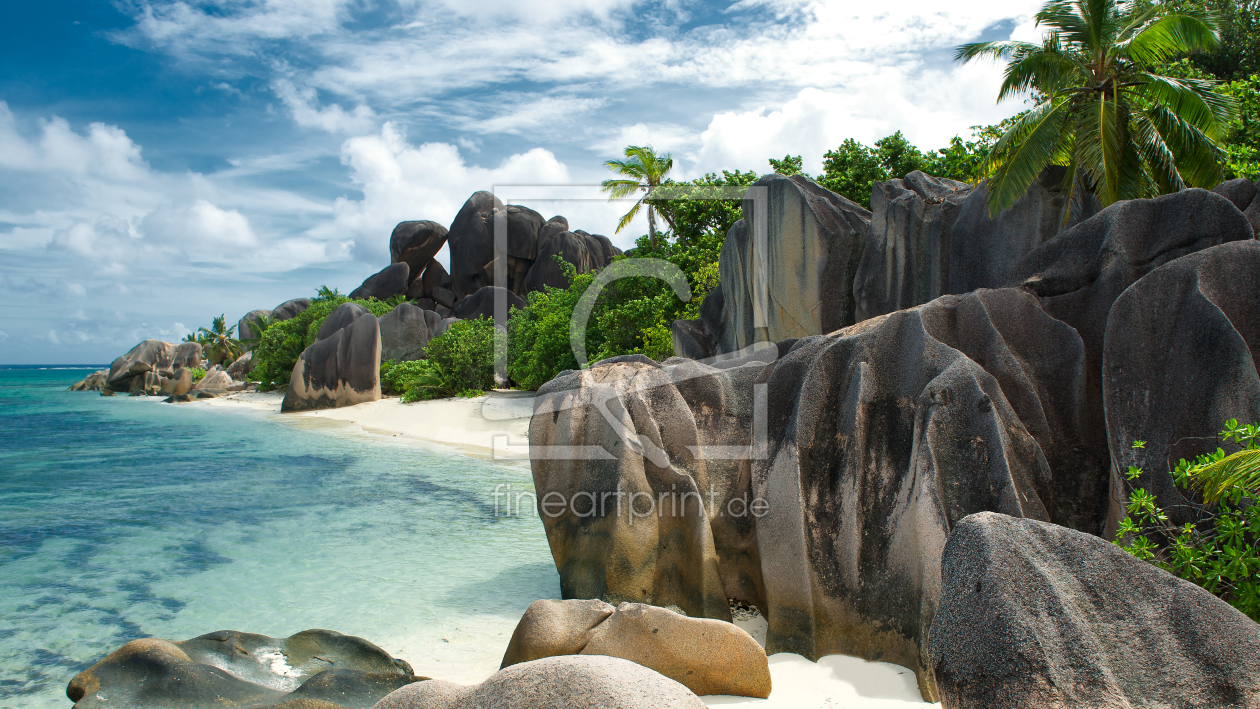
[
  {"left": 389, "top": 220, "right": 449, "bottom": 281},
  {"left": 129, "top": 370, "right": 164, "bottom": 396},
  {"left": 161, "top": 368, "right": 194, "bottom": 396},
  {"left": 317, "top": 303, "right": 373, "bottom": 342},
  {"left": 534, "top": 286, "right": 1106, "bottom": 700},
  {"left": 374, "top": 656, "right": 705, "bottom": 709},
  {"left": 928, "top": 512, "right": 1260, "bottom": 708},
  {"left": 195, "top": 366, "right": 233, "bottom": 391},
  {"left": 172, "top": 342, "right": 203, "bottom": 371},
  {"left": 684, "top": 175, "right": 870, "bottom": 359},
  {"left": 107, "top": 340, "right": 177, "bottom": 387},
  {"left": 1213, "top": 177, "right": 1260, "bottom": 237},
  {"left": 523, "top": 230, "right": 618, "bottom": 293},
  {"left": 67, "top": 629, "right": 420, "bottom": 709},
  {"left": 450, "top": 285, "right": 527, "bottom": 321},
  {"left": 406, "top": 259, "right": 450, "bottom": 300},
  {"left": 447, "top": 191, "right": 504, "bottom": 299},
  {"left": 282, "top": 312, "right": 381, "bottom": 412},
  {"left": 379, "top": 302, "right": 443, "bottom": 362},
  {"left": 349, "top": 263, "right": 409, "bottom": 301},
  {"left": 238, "top": 309, "right": 274, "bottom": 344},
  {"left": 226, "top": 351, "right": 254, "bottom": 380},
  {"left": 948, "top": 166, "right": 1097, "bottom": 295},
  {"left": 272, "top": 298, "right": 311, "bottom": 322},
  {"left": 1104, "top": 240, "right": 1260, "bottom": 531},
  {"left": 853, "top": 171, "right": 973, "bottom": 321},
  {"left": 501, "top": 600, "right": 769, "bottom": 698}
]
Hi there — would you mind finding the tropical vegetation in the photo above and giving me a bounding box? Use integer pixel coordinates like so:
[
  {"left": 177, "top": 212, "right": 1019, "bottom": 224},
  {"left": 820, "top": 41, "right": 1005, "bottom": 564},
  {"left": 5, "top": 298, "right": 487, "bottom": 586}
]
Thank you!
[
  {"left": 955, "top": 0, "right": 1236, "bottom": 215},
  {"left": 601, "top": 145, "right": 676, "bottom": 249},
  {"left": 1117, "top": 420, "right": 1260, "bottom": 622}
]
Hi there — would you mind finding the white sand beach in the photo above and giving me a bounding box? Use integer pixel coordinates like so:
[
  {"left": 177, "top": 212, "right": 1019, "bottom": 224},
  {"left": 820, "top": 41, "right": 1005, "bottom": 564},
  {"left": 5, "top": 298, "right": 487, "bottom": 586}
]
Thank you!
[{"left": 191, "top": 391, "right": 938, "bottom": 708}]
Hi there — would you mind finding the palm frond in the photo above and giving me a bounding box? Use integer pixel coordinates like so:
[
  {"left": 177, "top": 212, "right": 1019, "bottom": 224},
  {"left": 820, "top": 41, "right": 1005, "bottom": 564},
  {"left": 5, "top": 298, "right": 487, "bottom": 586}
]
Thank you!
[
  {"left": 955, "top": 40, "right": 1040, "bottom": 63},
  {"left": 601, "top": 178, "right": 645, "bottom": 200},
  {"left": 1186, "top": 449, "right": 1260, "bottom": 503},
  {"left": 615, "top": 198, "right": 645, "bottom": 234},
  {"left": 1137, "top": 73, "right": 1236, "bottom": 139},
  {"left": 983, "top": 98, "right": 1072, "bottom": 215},
  {"left": 1121, "top": 13, "right": 1220, "bottom": 67},
  {"left": 1129, "top": 109, "right": 1184, "bottom": 193},
  {"left": 1144, "top": 101, "right": 1227, "bottom": 187},
  {"left": 997, "top": 44, "right": 1086, "bottom": 102}
]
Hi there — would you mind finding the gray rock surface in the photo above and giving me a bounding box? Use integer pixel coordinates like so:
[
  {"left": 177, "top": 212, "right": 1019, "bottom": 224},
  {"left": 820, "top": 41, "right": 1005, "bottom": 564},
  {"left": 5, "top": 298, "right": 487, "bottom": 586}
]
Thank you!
[
  {"left": 238, "top": 309, "right": 274, "bottom": 344},
  {"left": 450, "top": 285, "right": 526, "bottom": 321},
  {"left": 161, "top": 368, "right": 194, "bottom": 396},
  {"left": 195, "top": 366, "right": 233, "bottom": 390},
  {"left": 389, "top": 220, "right": 449, "bottom": 281},
  {"left": 317, "top": 303, "right": 372, "bottom": 342},
  {"left": 853, "top": 171, "right": 972, "bottom": 321},
  {"left": 272, "top": 298, "right": 311, "bottom": 322},
  {"left": 67, "top": 629, "right": 420, "bottom": 709},
  {"left": 447, "top": 191, "right": 503, "bottom": 299},
  {"left": 1212, "top": 177, "right": 1260, "bottom": 212},
  {"left": 349, "top": 263, "right": 409, "bottom": 301},
  {"left": 947, "top": 166, "right": 1097, "bottom": 295},
  {"left": 172, "top": 342, "right": 203, "bottom": 371},
  {"left": 69, "top": 370, "right": 108, "bottom": 391},
  {"left": 227, "top": 351, "right": 254, "bottom": 380},
  {"left": 374, "top": 656, "right": 705, "bottom": 709},
  {"left": 107, "top": 340, "right": 177, "bottom": 387},
  {"left": 282, "top": 313, "right": 381, "bottom": 412},
  {"left": 379, "top": 302, "right": 443, "bottom": 362},
  {"left": 1104, "top": 240, "right": 1260, "bottom": 531},
  {"left": 928, "top": 512, "right": 1260, "bottom": 709},
  {"left": 523, "top": 229, "right": 618, "bottom": 293}
]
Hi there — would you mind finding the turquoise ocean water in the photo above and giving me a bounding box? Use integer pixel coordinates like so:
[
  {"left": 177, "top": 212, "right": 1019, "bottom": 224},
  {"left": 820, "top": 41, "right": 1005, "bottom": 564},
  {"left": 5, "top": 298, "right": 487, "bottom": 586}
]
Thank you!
[{"left": 0, "top": 366, "right": 558, "bottom": 708}]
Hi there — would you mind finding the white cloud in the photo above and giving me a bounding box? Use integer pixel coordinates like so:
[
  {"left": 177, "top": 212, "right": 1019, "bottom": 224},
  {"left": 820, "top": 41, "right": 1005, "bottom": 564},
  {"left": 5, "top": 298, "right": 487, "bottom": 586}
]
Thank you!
[
  {"left": 273, "top": 78, "right": 377, "bottom": 134},
  {"left": 141, "top": 200, "right": 259, "bottom": 259}
]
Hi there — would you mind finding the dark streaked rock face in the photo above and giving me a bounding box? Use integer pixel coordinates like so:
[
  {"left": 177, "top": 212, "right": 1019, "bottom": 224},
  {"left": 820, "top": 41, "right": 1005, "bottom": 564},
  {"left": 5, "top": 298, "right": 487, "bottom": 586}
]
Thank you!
[
  {"left": 853, "top": 171, "right": 973, "bottom": 322},
  {"left": 379, "top": 302, "right": 443, "bottom": 362},
  {"left": 447, "top": 191, "right": 503, "bottom": 299},
  {"left": 523, "top": 230, "right": 617, "bottom": 293},
  {"left": 107, "top": 340, "right": 177, "bottom": 387},
  {"left": 238, "top": 309, "right": 274, "bottom": 344},
  {"left": 1104, "top": 240, "right": 1260, "bottom": 531},
  {"left": 929, "top": 512, "right": 1260, "bottom": 709},
  {"left": 282, "top": 313, "right": 381, "bottom": 412},
  {"left": 348, "top": 263, "right": 409, "bottom": 301},
  {"left": 67, "top": 629, "right": 421, "bottom": 709},
  {"left": 389, "top": 220, "right": 449, "bottom": 281},
  {"left": 317, "top": 303, "right": 372, "bottom": 342},
  {"left": 272, "top": 298, "right": 311, "bottom": 322},
  {"left": 375, "top": 656, "right": 705, "bottom": 709},
  {"left": 450, "top": 286, "right": 526, "bottom": 321},
  {"left": 1213, "top": 177, "right": 1260, "bottom": 213},
  {"left": 226, "top": 351, "right": 254, "bottom": 380}
]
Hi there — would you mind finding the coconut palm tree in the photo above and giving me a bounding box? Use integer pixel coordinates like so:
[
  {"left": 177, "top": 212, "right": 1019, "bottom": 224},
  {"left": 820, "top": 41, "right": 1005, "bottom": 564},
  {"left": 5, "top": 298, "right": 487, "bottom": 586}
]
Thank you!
[
  {"left": 198, "top": 315, "right": 242, "bottom": 366},
  {"left": 601, "top": 145, "right": 676, "bottom": 249},
  {"left": 956, "top": 0, "right": 1235, "bottom": 216}
]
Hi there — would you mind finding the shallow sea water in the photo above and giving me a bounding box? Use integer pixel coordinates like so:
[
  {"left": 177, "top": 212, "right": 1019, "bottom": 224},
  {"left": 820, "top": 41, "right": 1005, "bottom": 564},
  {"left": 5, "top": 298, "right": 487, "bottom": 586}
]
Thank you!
[{"left": 0, "top": 367, "right": 558, "bottom": 707}]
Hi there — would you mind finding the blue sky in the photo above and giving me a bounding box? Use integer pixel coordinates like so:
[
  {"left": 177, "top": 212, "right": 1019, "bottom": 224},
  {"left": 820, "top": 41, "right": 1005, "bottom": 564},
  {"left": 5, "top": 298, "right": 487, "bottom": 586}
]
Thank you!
[{"left": 0, "top": 0, "right": 1038, "bottom": 364}]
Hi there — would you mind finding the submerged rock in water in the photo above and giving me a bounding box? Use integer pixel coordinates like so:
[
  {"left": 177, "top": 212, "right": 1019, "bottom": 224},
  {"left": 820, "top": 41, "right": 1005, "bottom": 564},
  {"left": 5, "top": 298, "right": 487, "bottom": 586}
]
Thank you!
[
  {"left": 928, "top": 512, "right": 1260, "bottom": 708},
  {"left": 502, "top": 600, "right": 769, "bottom": 698},
  {"left": 67, "top": 629, "right": 422, "bottom": 709},
  {"left": 375, "top": 655, "right": 704, "bottom": 709},
  {"left": 69, "top": 370, "right": 108, "bottom": 391}
]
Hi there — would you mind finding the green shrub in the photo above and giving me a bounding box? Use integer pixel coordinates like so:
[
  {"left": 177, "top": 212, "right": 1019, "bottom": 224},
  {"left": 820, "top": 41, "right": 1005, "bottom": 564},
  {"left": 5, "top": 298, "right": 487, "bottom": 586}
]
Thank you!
[
  {"left": 1117, "top": 420, "right": 1260, "bottom": 622},
  {"left": 249, "top": 290, "right": 403, "bottom": 391},
  {"left": 424, "top": 317, "right": 497, "bottom": 396},
  {"left": 380, "top": 358, "right": 460, "bottom": 402},
  {"left": 508, "top": 263, "right": 596, "bottom": 391},
  {"left": 187, "top": 367, "right": 206, "bottom": 383}
]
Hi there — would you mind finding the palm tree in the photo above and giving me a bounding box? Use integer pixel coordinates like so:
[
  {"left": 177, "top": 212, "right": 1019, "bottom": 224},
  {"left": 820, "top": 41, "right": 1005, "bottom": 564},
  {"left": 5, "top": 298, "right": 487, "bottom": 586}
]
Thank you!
[
  {"left": 601, "top": 145, "right": 676, "bottom": 249},
  {"left": 198, "top": 315, "right": 242, "bottom": 366},
  {"left": 956, "top": 0, "right": 1235, "bottom": 216},
  {"left": 314, "top": 285, "right": 341, "bottom": 302}
]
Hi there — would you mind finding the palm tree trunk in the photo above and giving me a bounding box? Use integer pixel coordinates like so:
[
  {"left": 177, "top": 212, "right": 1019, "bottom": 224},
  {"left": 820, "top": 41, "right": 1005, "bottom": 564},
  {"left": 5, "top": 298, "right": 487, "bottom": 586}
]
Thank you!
[{"left": 647, "top": 204, "right": 658, "bottom": 250}]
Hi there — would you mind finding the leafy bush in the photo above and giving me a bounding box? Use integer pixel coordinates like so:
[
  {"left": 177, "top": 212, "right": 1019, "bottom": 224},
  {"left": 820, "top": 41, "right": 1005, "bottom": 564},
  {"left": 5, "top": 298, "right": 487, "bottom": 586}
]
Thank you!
[
  {"left": 508, "top": 266, "right": 595, "bottom": 391},
  {"left": 424, "top": 317, "right": 497, "bottom": 396},
  {"left": 380, "top": 358, "right": 458, "bottom": 402},
  {"left": 249, "top": 290, "right": 402, "bottom": 391},
  {"left": 187, "top": 367, "right": 206, "bottom": 383},
  {"left": 1117, "top": 420, "right": 1260, "bottom": 622}
]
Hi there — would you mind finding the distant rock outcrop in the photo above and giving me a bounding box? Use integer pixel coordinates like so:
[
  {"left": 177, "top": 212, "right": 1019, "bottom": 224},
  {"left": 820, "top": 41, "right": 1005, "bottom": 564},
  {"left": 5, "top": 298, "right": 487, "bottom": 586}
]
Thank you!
[
  {"left": 282, "top": 308, "right": 381, "bottom": 413},
  {"left": 237, "top": 309, "right": 273, "bottom": 344},
  {"left": 67, "top": 629, "right": 421, "bottom": 709},
  {"left": 172, "top": 342, "right": 203, "bottom": 370},
  {"left": 349, "top": 262, "right": 409, "bottom": 301},
  {"left": 195, "top": 366, "right": 232, "bottom": 391},
  {"left": 374, "top": 656, "right": 705, "bottom": 709},
  {"left": 271, "top": 298, "right": 311, "bottom": 322},
  {"left": 107, "top": 340, "right": 177, "bottom": 388},
  {"left": 853, "top": 171, "right": 972, "bottom": 321},
  {"left": 447, "top": 191, "right": 504, "bottom": 300},
  {"left": 523, "top": 230, "right": 618, "bottom": 293},
  {"left": 450, "top": 286, "right": 527, "bottom": 321},
  {"left": 929, "top": 512, "right": 1260, "bottom": 709},
  {"left": 390, "top": 220, "right": 449, "bottom": 282}
]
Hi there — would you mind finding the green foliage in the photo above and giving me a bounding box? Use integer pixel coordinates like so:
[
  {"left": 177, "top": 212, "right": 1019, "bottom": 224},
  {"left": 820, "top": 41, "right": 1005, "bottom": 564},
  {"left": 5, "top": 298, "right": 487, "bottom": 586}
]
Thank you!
[
  {"left": 423, "top": 317, "right": 497, "bottom": 396},
  {"left": 1117, "top": 420, "right": 1260, "bottom": 622},
  {"left": 1163, "top": 0, "right": 1260, "bottom": 81},
  {"left": 768, "top": 154, "right": 804, "bottom": 175},
  {"left": 249, "top": 290, "right": 400, "bottom": 391},
  {"left": 508, "top": 262, "right": 594, "bottom": 391},
  {"left": 650, "top": 170, "right": 758, "bottom": 246},
  {"left": 956, "top": 0, "right": 1234, "bottom": 215},
  {"left": 187, "top": 367, "right": 206, "bottom": 383},
  {"left": 380, "top": 358, "right": 467, "bottom": 402},
  {"left": 818, "top": 138, "right": 889, "bottom": 208},
  {"left": 601, "top": 145, "right": 676, "bottom": 248},
  {"left": 197, "top": 314, "right": 242, "bottom": 366},
  {"left": 1223, "top": 73, "right": 1260, "bottom": 180}
]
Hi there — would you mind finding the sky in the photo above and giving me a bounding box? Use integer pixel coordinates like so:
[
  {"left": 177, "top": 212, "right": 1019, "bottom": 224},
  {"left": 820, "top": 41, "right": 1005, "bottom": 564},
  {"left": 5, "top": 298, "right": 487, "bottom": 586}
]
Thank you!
[{"left": 0, "top": 0, "right": 1041, "bottom": 364}]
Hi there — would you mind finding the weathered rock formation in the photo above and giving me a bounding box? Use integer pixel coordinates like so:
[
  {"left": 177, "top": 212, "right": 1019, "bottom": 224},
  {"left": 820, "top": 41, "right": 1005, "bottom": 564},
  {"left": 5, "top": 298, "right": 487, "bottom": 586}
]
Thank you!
[
  {"left": 379, "top": 302, "right": 443, "bottom": 362},
  {"left": 226, "top": 351, "right": 254, "bottom": 380},
  {"left": 69, "top": 370, "right": 108, "bottom": 391},
  {"left": 447, "top": 191, "right": 504, "bottom": 299},
  {"left": 1213, "top": 177, "right": 1260, "bottom": 236},
  {"left": 501, "top": 600, "right": 769, "bottom": 698},
  {"left": 317, "top": 302, "right": 372, "bottom": 342},
  {"left": 160, "top": 368, "right": 194, "bottom": 396},
  {"left": 195, "top": 366, "right": 233, "bottom": 391},
  {"left": 673, "top": 175, "right": 870, "bottom": 359},
  {"left": 853, "top": 171, "right": 972, "bottom": 321},
  {"left": 107, "top": 340, "right": 177, "bottom": 389},
  {"left": 173, "top": 342, "right": 203, "bottom": 370},
  {"left": 390, "top": 220, "right": 449, "bottom": 282},
  {"left": 238, "top": 309, "right": 273, "bottom": 343},
  {"left": 450, "top": 285, "right": 527, "bottom": 321},
  {"left": 1104, "top": 240, "right": 1260, "bottom": 530},
  {"left": 928, "top": 512, "right": 1260, "bottom": 708},
  {"left": 374, "top": 656, "right": 704, "bottom": 709},
  {"left": 67, "top": 629, "right": 421, "bottom": 709},
  {"left": 523, "top": 230, "right": 619, "bottom": 293},
  {"left": 272, "top": 298, "right": 311, "bottom": 322},
  {"left": 349, "top": 262, "right": 409, "bottom": 301},
  {"left": 282, "top": 307, "right": 381, "bottom": 413}
]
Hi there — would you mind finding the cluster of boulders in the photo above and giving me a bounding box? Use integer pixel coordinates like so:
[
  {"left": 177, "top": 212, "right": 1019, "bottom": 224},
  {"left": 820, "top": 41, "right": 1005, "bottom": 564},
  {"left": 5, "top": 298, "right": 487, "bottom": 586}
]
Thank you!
[{"left": 533, "top": 174, "right": 1260, "bottom": 704}]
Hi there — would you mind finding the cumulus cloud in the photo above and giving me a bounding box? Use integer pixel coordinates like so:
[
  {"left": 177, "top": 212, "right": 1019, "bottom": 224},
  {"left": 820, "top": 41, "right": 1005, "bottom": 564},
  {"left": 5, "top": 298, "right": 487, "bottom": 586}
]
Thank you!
[{"left": 273, "top": 78, "right": 377, "bottom": 134}]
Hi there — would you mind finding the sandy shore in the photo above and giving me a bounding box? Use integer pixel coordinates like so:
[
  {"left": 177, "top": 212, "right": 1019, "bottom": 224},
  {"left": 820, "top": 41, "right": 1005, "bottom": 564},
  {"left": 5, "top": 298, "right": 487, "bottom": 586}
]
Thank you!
[{"left": 186, "top": 390, "right": 938, "bottom": 707}]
